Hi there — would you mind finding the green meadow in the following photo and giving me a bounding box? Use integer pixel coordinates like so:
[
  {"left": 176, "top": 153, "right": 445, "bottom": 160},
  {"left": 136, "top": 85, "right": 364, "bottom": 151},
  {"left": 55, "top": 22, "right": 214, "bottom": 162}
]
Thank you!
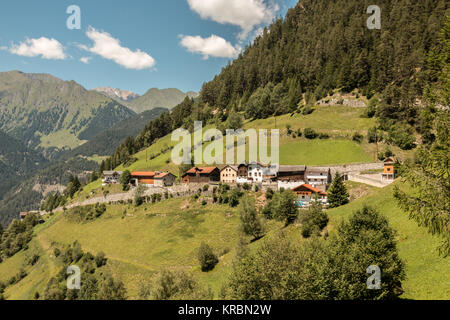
[{"left": 1, "top": 181, "right": 448, "bottom": 300}]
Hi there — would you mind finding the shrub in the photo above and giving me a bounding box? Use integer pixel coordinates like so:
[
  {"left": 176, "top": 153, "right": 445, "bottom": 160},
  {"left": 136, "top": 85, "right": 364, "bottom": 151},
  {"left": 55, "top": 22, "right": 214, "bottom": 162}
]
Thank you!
[
  {"left": 367, "top": 127, "right": 382, "bottom": 143},
  {"left": 387, "top": 125, "right": 416, "bottom": 150},
  {"left": 152, "top": 270, "right": 213, "bottom": 300},
  {"left": 95, "top": 252, "right": 107, "bottom": 267},
  {"left": 304, "top": 128, "right": 318, "bottom": 139},
  {"left": 302, "top": 105, "right": 314, "bottom": 115},
  {"left": 299, "top": 202, "right": 329, "bottom": 238},
  {"left": 352, "top": 132, "right": 364, "bottom": 143},
  {"left": 27, "top": 253, "right": 40, "bottom": 266},
  {"left": 242, "top": 183, "right": 251, "bottom": 191},
  {"left": 238, "top": 196, "right": 265, "bottom": 240},
  {"left": 53, "top": 248, "right": 61, "bottom": 257},
  {"left": 197, "top": 242, "right": 219, "bottom": 272},
  {"left": 267, "top": 190, "right": 299, "bottom": 226}
]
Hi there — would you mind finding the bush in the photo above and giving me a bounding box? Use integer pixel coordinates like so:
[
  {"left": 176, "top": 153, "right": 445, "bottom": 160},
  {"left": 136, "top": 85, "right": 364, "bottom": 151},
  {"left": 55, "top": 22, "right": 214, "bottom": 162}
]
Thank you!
[
  {"left": 304, "top": 128, "right": 318, "bottom": 139},
  {"left": 299, "top": 203, "right": 329, "bottom": 238},
  {"left": 319, "top": 133, "right": 330, "bottom": 139},
  {"left": 197, "top": 243, "right": 219, "bottom": 272},
  {"left": 352, "top": 132, "right": 364, "bottom": 143},
  {"left": 53, "top": 248, "right": 61, "bottom": 257},
  {"left": 27, "top": 253, "right": 40, "bottom": 266},
  {"left": 387, "top": 125, "right": 416, "bottom": 150},
  {"left": 238, "top": 196, "right": 265, "bottom": 240},
  {"left": 302, "top": 105, "right": 314, "bottom": 115},
  {"left": 267, "top": 190, "right": 299, "bottom": 226},
  {"left": 242, "top": 183, "right": 251, "bottom": 191},
  {"left": 367, "top": 127, "right": 382, "bottom": 143},
  {"left": 95, "top": 252, "right": 107, "bottom": 267},
  {"left": 152, "top": 270, "right": 213, "bottom": 300},
  {"left": 134, "top": 185, "right": 146, "bottom": 206}
]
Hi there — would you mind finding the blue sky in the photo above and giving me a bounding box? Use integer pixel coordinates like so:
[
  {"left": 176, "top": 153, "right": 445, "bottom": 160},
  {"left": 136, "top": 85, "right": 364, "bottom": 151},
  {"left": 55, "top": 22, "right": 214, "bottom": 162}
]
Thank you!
[{"left": 0, "top": 0, "right": 298, "bottom": 94}]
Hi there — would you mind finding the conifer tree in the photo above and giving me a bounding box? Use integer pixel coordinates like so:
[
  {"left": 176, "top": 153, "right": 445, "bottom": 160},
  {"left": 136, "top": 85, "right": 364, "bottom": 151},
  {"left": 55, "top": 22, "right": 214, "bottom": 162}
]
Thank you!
[{"left": 327, "top": 172, "right": 349, "bottom": 208}]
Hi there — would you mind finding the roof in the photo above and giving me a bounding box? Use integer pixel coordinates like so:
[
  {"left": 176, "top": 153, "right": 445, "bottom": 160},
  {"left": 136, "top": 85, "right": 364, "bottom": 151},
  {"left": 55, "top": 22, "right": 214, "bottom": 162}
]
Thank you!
[
  {"left": 185, "top": 167, "right": 218, "bottom": 174},
  {"left": 221, "top": 165, "right": 238, "bottom": 172},
  {"left": 305, "top": 167, "right": 330, "bottom": 175},
  {"left": 103, "top": 171, "right": 123, "bottom": 175},
  {"left": 248, "top": 161, "right": 268, "bottom": 167},
  {"left": 154, "top": 172, "right": 175, "bottom": 179},
  {"left": 278, "top": 165, "right": 306, "bottom": 173},
  {"left": 384, "top": 157, "right": 395, "bottom": 164},
  {"left": 293, "top": 184, "right": 327, "bottom": 195},
  {"left": 132, "top": 171, "right": 157, "bottom": 177}
]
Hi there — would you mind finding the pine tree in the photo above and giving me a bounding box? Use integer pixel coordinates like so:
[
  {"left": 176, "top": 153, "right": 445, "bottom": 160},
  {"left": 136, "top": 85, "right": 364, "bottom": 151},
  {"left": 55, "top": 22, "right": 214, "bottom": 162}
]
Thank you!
[{"left": 327, "top": 172, "right": 349, "bottom": 208}]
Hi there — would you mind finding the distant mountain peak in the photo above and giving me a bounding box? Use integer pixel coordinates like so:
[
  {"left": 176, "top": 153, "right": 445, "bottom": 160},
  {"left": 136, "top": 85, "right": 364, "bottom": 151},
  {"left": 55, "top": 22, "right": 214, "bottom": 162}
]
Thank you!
[{"left": 93, "top": 86, "right": 140, "bottom": 102}]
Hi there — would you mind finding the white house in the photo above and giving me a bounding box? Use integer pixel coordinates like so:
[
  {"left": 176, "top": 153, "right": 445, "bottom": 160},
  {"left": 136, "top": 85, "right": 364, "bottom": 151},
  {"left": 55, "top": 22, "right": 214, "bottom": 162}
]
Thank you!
[
  {"left": 305, "top": 168, "right": 332, "bottom": 187},
  {"left": 247, "top": 162, "right": 267, "bottom": 183},
  {"left": 102, "top": 171, "right": 122, "bottom": 185}
]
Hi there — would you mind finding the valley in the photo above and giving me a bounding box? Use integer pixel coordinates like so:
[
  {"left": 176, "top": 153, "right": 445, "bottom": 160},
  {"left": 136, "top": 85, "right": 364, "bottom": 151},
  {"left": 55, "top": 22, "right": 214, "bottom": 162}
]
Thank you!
[{"left": 0, "top": 0, "right": 448, "bottom": 302}]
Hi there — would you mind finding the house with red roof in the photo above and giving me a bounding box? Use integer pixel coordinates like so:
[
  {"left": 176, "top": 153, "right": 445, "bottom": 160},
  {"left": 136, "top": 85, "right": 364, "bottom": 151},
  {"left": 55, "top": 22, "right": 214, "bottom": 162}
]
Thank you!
[
  {"left": 131, "top": 171, "right": 158, "bottom": 187},
  {"left": 182, "top": 167, "right": 220, "bottom": 184},
  {"left": 292, "top": 184, "right": 328, "bottom": 207}
]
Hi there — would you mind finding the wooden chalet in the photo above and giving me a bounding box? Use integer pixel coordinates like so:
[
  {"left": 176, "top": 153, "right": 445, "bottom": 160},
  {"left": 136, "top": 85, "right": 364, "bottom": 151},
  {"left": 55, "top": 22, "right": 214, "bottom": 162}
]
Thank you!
[{"left": 182, "top": 167, "right": 220, "bottom": 184}]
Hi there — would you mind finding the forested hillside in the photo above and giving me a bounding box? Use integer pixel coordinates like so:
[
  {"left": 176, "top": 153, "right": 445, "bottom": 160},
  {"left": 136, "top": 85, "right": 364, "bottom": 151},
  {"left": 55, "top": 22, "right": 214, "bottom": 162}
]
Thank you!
[
  {"left": 0, "top": 131, "right": 48, "bottom": 199},
  {"left": 63, "top": 107, "right": 168, "bottom": 159},
  {"left": 0, "top": 71, "right": 135, "bottom": 158},
  {"left": 103, "top": 0, "right": 448, "bottom": 170}
]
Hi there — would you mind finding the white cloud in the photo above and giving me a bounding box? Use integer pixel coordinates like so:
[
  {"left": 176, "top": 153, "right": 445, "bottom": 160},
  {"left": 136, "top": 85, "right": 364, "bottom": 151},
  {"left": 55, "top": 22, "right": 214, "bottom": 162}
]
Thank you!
[
  {"left": 80, "top": 57, "right": 92, "bottom": 64},
  {"left": 9, "top": 37, "right": 66, "bottom": 60},
  {"left": 187, "top": 0, "right": 279, "bottom": 39},
  {"left": 180, "top": 35, "right": 241, "bottom": 59},
  {"left": 83, "top": 27, "right": 155, "bottom": 70}
]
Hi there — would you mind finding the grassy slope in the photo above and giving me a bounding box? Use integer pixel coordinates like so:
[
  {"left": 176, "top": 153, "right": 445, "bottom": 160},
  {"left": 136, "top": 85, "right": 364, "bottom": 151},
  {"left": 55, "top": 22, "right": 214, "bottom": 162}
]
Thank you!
[
  {"left": 326, "top": 183, "right": 449, "bottom": 300},
  {"left": 1, "top": 181, "right": 448, "bottom": 300},
  {"left": 94, "top": 105, "right": 378, "bottom": 175},
  {"left": 72, "top": 106, "right": 377, "bottom": 202}
]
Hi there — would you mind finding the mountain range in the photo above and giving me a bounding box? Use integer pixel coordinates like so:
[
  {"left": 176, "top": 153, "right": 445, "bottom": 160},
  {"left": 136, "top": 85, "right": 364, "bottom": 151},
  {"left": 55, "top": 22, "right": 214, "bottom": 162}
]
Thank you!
[
  {"left": 93, "top": 86, "right": 198, "bottom": 113},
  {"left": 0, "top": 71, "right": 135, "bottom": 157},
  {"left": 93, "top": 87, "right": 140, "bottom": 102}
]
